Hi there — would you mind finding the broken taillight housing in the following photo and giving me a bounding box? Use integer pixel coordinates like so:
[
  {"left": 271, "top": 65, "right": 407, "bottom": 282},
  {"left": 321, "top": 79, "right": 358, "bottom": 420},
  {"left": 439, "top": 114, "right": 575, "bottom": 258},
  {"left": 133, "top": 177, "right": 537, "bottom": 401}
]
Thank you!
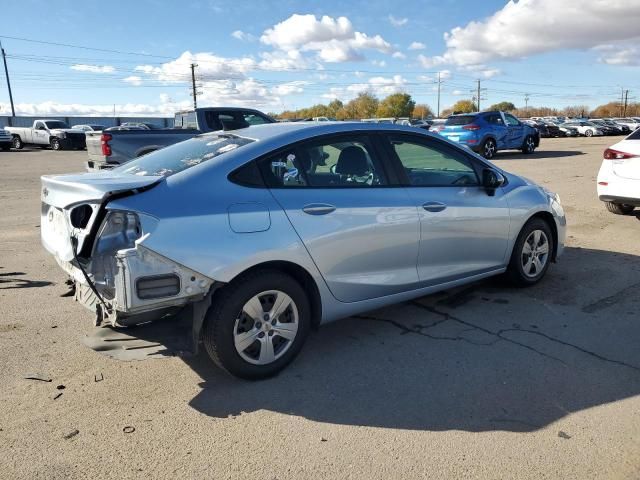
[{"left": 90, "top": 211, "right": 141, "bottom": 299}]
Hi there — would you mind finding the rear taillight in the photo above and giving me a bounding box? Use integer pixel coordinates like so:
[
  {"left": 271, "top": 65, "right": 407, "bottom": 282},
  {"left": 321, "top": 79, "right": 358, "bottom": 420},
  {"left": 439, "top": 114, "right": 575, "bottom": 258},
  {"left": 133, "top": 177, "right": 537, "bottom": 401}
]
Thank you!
[
  {"left": 101, "top": 133, "right": 112, "bottom": 156},
  {"left": 604, "top": 148, "right": 638, "bottom": 160},
  {"left": 462, "top": 124, "right": 481, "bottom": 131}
]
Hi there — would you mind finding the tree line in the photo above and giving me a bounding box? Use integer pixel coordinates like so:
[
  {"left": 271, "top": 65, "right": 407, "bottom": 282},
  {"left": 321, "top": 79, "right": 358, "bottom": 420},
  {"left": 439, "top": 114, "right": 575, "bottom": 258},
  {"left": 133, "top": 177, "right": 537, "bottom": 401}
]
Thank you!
[{"left": 271, "top": 93, "right": 640, "bottom": 120}]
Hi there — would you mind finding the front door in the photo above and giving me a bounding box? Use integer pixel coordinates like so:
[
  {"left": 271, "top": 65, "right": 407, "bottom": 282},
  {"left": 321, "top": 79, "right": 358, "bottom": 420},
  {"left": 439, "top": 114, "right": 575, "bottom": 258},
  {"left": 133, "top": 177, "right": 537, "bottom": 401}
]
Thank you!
[
  {"left": 503, "top": 113, "right": 525, "bottom": 149},
  {"left": 259, "top": 133, "right": 420, "bottom": 303},
  {"left": 382, "top": 133, "right": 511, "bottom": 286}
]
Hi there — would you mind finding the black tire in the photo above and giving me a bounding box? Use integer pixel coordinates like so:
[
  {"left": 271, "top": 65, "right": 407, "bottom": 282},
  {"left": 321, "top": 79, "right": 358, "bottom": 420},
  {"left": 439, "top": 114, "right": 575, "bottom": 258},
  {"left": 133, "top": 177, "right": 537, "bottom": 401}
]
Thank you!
[
  {"left": 585, "top": 129, "right": 593, "bottom": 137},
  {"left": 521, "top": 135, "right": 536, "bottom": 154},
  {"left": 1, "top": 145, "right": 10, "bottom": 151},
  {"left": 11, "top": 136, "right": 23, "bottom": 150},
  {"left": 605, "top": 202, "right": 635, "bottom": 215},
  {"left": 480, "top": 138, "right": 497, "bottom": 159},
  {"left": 50, "top": 138, "right": 62, "bottom": 151},
  {"left": 505, "top": 218, "right": 554, "bottom": 287},
  {"left": 202, "top": 270, "right": 311, "bottom": 380}
]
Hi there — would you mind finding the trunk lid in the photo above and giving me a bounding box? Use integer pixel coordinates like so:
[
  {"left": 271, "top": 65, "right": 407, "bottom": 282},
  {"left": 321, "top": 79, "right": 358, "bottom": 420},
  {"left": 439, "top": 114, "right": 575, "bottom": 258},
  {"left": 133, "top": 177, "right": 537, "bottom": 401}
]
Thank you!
[
  {"left": 611, "top": 140, "right": 640, "bottom": 180},
  {"left": 41, "top": 172, "right": 162, "bottom": 262}
]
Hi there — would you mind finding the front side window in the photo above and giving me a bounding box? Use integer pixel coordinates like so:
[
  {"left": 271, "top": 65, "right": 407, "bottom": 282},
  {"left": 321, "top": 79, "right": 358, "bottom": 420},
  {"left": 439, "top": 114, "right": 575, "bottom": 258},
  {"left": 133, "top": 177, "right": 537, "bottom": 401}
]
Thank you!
[
  {"left": 44, "top": 121, "right": 69, "bottom": 129},
  {"left": 486, "top": 114, "right": 504, "bottom": 126},
  {"left": 389, "top": 135, "right": 478, "bottom": 187},
  {"left": 243, "top": 113, "right": 270, "bottom": 125},
  {"left": 504, "top": 114, "right": 520, "bottom": 126},
  {"left": 259, "top": 136, "right": 387, "bottom": 188}
]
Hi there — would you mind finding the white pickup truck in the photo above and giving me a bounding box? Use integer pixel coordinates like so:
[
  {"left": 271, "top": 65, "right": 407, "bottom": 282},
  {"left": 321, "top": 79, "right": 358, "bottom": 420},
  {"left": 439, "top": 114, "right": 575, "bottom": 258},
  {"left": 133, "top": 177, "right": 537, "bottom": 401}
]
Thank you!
[{"left": 6, "top": 120, "right": 87, "bottom": 150}]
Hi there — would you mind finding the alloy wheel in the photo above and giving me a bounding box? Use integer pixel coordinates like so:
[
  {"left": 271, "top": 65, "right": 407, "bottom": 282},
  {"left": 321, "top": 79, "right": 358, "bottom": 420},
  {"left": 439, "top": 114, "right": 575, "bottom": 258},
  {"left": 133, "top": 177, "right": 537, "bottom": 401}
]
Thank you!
[
  {"left": 484, "top": 140, "right": 496, "bottom": 158},
  {"left": 233, "top": 290, "right": 299, "bottom": 365},
  {"left": 521, "top": 229, "right": 549, "bottom": 278}
]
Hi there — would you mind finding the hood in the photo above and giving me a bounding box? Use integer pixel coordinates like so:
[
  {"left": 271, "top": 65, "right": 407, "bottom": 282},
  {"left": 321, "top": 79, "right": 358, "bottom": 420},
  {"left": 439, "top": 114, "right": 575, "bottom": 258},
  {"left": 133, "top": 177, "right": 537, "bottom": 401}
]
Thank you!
[{"left": 41, "top": 172, "right": 163, "bottom": 209}]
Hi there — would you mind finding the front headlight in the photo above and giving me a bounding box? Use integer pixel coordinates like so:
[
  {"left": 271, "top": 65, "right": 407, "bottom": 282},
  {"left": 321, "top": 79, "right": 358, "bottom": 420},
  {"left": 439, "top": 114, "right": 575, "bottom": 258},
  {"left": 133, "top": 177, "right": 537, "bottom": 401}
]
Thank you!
[
  {"left": 57, "top": 131, "right": 66, "bottom": 138},
  {"left": 90, "top": 211, "right": 142, "bottom": 299}
]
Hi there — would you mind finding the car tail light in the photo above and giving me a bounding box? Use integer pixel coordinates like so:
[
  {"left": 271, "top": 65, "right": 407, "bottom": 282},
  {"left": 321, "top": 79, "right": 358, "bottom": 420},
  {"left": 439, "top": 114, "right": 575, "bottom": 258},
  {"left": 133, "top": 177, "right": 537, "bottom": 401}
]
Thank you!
[
  {"left": 462, "top": 124, "right": 481, "bottom": 131},
  {"left": 603, "top": 148, "right": 638, "bottom": 160},
  {"left": 101, "top": 133, "right": 112, "bottom": 156}
]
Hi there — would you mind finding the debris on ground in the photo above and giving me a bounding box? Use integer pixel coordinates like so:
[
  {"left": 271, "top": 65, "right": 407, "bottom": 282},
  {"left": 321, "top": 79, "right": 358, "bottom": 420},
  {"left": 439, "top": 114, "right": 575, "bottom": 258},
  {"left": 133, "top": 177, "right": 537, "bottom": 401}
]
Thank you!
[
  {"left": 123, "top": 426, "right": 135, "bottom": 434},
  {"left": 63, "top": 429, "right": 79, "bottom": 440},
  {"left": 94, "top": 373, "right": 104, "bottom": 383},
  {"left": 56, "top": 385, "right": 65, "bottom": 390},
  {"left": 558, "top": 431, "right": 572, "bottom": 440},
  {"left": 53, "top": 393, "right": 63, "bottom": 400},
  {"left": 23, "top": 374, "right": 51, "bottom": 382}
]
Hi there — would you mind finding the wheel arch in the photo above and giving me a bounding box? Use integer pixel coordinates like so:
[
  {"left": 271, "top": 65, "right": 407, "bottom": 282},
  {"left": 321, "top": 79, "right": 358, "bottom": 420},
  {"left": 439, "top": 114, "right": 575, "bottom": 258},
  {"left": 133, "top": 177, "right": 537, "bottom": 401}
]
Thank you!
[
  {"left": 523, "top": 211, "right": 559, "bottom": 262},
  {"left": 221, "top": 260, "right": 323, "bottom": 330}
]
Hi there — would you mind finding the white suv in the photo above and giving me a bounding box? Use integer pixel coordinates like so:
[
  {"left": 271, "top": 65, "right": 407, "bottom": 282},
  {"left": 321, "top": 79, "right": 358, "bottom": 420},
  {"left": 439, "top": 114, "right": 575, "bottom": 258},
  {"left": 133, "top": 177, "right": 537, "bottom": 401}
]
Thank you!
[
  {"left": 565, "top": 121, "right": 603, "bottom": 137},
  {"left": 597, "top": 129, "right": 640, "bottom": 215}
]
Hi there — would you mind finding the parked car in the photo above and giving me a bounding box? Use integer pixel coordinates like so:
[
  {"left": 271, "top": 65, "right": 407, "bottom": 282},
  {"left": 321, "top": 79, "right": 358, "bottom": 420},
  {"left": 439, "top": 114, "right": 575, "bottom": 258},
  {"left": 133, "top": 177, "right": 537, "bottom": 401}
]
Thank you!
[
  {"left": 85, "top": 107, "right": 276, "bottom": 170},
  {"left": 436, "top": 111, "right": 539, "bottom": 159},
  {"left": 563, "top": 121, "right": 603, "bottom": 137},
  {"left": 6, "top": 120, "right": 87, "bottom": 150},
  {"left": 0, "top": 128, "right": 12, "bottom": 150},
  {"left": 72, "top": 124, "right": 106, "bottom": 132},
  {"left": 589, "top": 120, "right": 618, "bottom": 136},
  {"left": 40, "top": 122, "right": 565, "bottom": 379},
  {"left": 550, "top": 122, "right": 579, "bottom": 137},
  {"left": 597, "top": 128, "right": 640, "bottom": 215},
  {"left": 599, "top": 119, "right": 630, "bottom": 135},
  {"left": 612, "top": 118, "right": 640, "bottom": 131},
  {"left": 523, "top": 120, "right": 551, "bottom": 138}
]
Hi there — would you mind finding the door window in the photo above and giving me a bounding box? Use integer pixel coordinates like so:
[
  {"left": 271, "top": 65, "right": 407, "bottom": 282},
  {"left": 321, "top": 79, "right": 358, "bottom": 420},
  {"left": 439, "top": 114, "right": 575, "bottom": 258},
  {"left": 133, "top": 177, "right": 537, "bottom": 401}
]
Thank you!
[
  {"left": 486, "top": 114, "right": 504, "bottom": 126},
  {"left": 259, "top": 136, "right": 388, "bottom": 188},
  {"left": 504, "top": 114, "right": 520, "bottom": 126},
  {"left": 389, "top": 136, "right": 478, "bottom": 187}
]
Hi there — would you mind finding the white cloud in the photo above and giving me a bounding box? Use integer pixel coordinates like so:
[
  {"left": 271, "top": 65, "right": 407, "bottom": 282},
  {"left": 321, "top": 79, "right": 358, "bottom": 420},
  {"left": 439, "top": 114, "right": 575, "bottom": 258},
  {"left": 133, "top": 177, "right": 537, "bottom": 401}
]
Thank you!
[
  {"left": 231, "top": 30, "right": 256, "bottom": 41},
  {"left": 596, "top": 44, "right": 640, "bottom": 66},
  {"left": 435, "top": 0, "right": 640, "bottom": 66},
  {"left": 70, "top": 64, "right": 115, "bottom": 74},
  {"left": 270, "top": 81, "right": 309, "bottom": 95},
  {"left": 480, "top": 68, "right": 501, "bottom": 79},
  {"left": 392, "top": 52, "right": 406, "bottom": 59},
  {"left": 123, "top": 76, "right": 143, "bottom": 86},
  {"left": 417, "top": 53, "right": 446, "bottom": 68},
  {"left": 408, "top": 42, "right": 426, "bottom": 51},
  {"left": 451, "top": 90, "right": 465, "bottom": 96},
  {"left": 372, "top": 59, "right": 387, "bottom": 67},
  {"left": 388, "top": 15, "right": 408, "bottom": 27},
  {"left": 261, "top": 14, "right": 393, "bottom": 63},
  {"left": 322, "top": 75, "right": 408, "bottom": 100},
  {"left": 0, "top": 98, "right": 180, "bottom": 117}
]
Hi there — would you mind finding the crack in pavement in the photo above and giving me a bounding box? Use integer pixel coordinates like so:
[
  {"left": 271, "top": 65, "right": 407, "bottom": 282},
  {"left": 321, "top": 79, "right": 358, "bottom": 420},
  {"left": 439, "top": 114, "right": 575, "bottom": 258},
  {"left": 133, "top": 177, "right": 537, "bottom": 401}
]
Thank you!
[
  {"left": 410, "top": 301, "right": 640, "bottom": 373},
  {"left": 581, "top": 281, "right": 640, "bottom": 313}
]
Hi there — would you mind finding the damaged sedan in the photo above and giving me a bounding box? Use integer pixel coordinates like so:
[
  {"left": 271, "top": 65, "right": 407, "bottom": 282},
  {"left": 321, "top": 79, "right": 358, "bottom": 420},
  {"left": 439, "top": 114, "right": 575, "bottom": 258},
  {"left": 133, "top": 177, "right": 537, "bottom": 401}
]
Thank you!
[{"left": 41, "top": 122, "right": 566, "bottom": 379}]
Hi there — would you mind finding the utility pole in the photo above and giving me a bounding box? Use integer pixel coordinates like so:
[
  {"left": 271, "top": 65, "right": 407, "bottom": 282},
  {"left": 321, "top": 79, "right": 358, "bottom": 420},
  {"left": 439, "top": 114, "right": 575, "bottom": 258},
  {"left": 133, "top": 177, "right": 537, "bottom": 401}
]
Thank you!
[
  {"left": 524, "top": 94, "right": 530, "bottom": 116},
  {"left": 190, "top": 63, "right": 200, "bottom": 110},
  {"left": 620, "top": 87, "right": 625, "bottom": 117},
  {"left": 476, "top": 79, "right": 481, "bottom": 112},
  {"left": 623, "top": 89, "right": 629, "bottom": 117},
  {"left": 436, "top": 72, "right": 442, "bottom": 118},
  {"left": 0, "top": 41, "right": 15, "bottom": 118}
]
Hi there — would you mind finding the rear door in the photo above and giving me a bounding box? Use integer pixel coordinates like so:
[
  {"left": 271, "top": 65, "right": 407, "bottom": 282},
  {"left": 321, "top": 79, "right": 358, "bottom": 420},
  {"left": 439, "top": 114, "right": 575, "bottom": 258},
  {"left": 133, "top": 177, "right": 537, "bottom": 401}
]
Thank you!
[
  {"left": 259, "top": 133, "right": 420, "bottom": 303},
  {"left": 381, "top": 132, "right": 511, "bottom": 285}
]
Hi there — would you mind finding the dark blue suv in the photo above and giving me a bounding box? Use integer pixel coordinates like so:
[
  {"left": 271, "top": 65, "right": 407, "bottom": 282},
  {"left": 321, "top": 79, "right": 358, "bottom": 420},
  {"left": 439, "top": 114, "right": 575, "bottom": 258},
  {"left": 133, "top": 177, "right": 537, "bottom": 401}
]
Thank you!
[{"left": 435, "top": 111, "right": 539, "bottom": 159}]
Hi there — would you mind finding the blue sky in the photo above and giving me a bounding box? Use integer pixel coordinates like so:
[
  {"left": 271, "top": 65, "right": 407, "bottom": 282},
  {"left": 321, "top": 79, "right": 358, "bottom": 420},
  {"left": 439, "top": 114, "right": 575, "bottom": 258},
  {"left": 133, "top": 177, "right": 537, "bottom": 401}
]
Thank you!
[{"left": 0, "top": 0, "right": 639, "bottom": 116}]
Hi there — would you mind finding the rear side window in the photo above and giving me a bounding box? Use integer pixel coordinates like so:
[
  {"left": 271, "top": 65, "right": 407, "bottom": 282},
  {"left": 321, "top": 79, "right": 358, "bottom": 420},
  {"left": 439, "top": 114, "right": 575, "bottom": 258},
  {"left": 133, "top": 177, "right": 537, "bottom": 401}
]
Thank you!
[
  {"left": 389, "top": 135, "right": 478, "bottom": 187},
  {"left": 486, "top": 114, "right": 504, "bottom": 126},
  {"left": 627, "top": 128, "right": 640, "bottom": 140},
  {"left": 445, "top": 115, "right": 477, "bottom": 126}
]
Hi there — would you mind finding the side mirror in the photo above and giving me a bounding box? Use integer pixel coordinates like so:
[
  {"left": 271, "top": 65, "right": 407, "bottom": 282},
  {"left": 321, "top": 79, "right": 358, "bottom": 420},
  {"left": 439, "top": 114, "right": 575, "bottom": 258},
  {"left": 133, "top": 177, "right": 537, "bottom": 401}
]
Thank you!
[{"left": 482, "top": 168, "right": 505, "bottom": 196}]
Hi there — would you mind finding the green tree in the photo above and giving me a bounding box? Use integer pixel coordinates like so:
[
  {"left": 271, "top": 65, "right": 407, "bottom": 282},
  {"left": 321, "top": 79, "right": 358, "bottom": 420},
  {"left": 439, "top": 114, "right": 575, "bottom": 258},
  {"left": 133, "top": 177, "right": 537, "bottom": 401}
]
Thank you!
[
  {"left": 343, "top": 92, "right": 379, "bottom": 119},
  {"left": 376, "top": 93, "right": 416, "bottom": 118},
  {"left": 450, "top": 99, "right": 477, "bottom": 114},
  {"left": 488, "top": 101, "right": 516, "bottom": 112},
  {"left": 327, "top": 99, "right": 344, "bottom": 118}
]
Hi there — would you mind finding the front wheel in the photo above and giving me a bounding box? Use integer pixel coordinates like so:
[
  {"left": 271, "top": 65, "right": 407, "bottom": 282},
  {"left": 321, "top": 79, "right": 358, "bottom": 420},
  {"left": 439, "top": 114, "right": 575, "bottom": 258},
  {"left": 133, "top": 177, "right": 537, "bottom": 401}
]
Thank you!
[
  {"left": 50, "top": 138, "right": 62, "bottom": 150},
  {"left": 202, "top": 270, "right": 310, "bottom": 380},
  {"left": 521, "top": 135, "right": 536, "bottom": 154},
  {"left": 11, "top": 136, "right": 23, "bottom": 150},
  {"left": 505, "top": 218, "right": 554, "bottom": 287},
  {"left": 605, "top": 202, "right": 635, "bottom": 215},
  {"left": 585, "top": 129, "right": 593, "bottom": 137},
  {"left": 481, "top": 138, "right": 496, "bottom": 159}
]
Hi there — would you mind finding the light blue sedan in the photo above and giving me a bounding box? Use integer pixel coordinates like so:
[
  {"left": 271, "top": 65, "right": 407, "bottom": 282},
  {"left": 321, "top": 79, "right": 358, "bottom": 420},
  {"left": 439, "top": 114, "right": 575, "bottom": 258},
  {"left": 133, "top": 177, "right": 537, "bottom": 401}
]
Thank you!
[{"left": 40, "top": 122, "right": 566, "bottom": 379}]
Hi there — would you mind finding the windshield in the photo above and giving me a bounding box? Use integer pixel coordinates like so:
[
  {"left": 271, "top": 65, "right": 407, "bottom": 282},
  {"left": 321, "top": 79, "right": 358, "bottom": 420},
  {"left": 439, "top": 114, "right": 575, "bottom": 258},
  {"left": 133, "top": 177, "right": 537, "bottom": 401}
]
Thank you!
[
  {"left": 445, "top": 115, "right": 477, "bottom": 126},
  {"left": 45, "top": 121, "right": 70, "bottom": 129},
  {"left": 114, "top": 134, "right": 255, "bottom": 177}
]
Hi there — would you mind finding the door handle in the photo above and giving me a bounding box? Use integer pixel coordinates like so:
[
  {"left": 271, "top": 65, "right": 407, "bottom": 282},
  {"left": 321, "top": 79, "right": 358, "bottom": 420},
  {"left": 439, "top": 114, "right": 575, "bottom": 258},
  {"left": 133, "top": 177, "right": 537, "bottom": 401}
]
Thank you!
[
  {"left": 422, "top": 202, "right": 447, "bottom": 212},
  {"left": 302, "top": 203, "right": 336, "bottom": 215}
]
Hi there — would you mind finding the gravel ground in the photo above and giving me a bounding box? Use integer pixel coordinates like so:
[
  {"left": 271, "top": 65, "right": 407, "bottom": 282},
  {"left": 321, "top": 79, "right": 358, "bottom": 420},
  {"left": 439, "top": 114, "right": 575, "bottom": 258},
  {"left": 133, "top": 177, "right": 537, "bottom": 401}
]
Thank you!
[{"left": 0, "top": 137, "right": 639, "bottom": 479}]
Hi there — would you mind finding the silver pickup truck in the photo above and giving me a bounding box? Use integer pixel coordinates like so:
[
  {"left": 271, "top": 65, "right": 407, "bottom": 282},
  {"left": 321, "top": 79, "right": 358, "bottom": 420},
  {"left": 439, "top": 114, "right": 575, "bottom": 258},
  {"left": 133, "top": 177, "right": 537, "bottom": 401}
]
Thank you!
[
  {"left": 86, "top": 107, "right": 275, "bottom": 170},
  {"left": 6, "top": 120, "right": 87, "bottom": 150}
]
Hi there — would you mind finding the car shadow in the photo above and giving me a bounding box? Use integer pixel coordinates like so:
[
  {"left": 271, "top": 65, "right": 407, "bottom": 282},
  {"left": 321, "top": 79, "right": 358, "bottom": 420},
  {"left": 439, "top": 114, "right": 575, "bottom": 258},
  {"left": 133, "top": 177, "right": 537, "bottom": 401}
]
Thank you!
[
  {"left": 494, "top": 150, "right": 585, "bottom": 160},
  {"left": 0, "top": 268, "right": 54, "bottom": 290},
  {"left": 91, "top": 247, "right": 640, "bottom": 433}
]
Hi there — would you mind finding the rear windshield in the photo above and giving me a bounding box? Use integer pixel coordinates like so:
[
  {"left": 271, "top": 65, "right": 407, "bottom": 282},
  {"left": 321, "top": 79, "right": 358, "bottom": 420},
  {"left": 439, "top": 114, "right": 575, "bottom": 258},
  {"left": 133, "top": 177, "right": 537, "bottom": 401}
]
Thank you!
[
  {"left": 445, "top": 115, "right": 477, "bottom": 126},
  {"left": 114, "top": 134, "right": 255, "bottom": 177}
]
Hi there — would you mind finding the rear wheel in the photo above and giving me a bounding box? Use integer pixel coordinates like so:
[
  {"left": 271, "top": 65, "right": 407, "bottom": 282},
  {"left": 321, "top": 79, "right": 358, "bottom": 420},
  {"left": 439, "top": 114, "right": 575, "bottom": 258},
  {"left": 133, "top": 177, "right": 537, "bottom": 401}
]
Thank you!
[
  {"left": 605, "top": 202, "right": 635, "bottom": 215},
  {"left": 505, "top": 218, "right": 554, "bottom": 287},
  {"left": 585, "top": 129, "right": 593, "bottom": 137},
  {"left": 481, "top": 138, "right": 496, "bottom": 159},
  {"left": 521, "top": 135, "right": 536, "bottom": 154},
  {"left": 11, "top": 136, "right": 23, "bottom": 150},
  {"left": 202, "top": 270, "right": 310, "bottom": 380}
]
